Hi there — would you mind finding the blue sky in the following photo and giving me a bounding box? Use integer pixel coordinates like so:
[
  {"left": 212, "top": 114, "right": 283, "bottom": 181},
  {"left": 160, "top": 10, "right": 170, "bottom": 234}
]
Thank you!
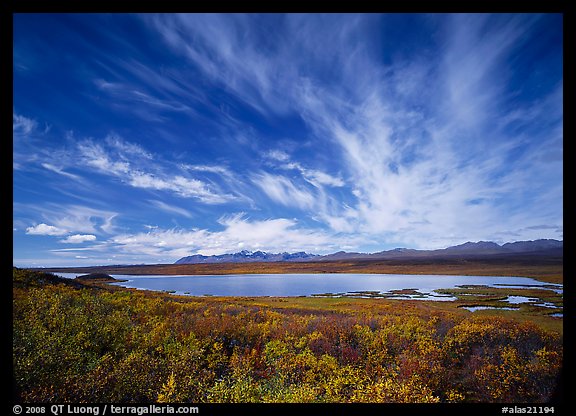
[{"left": 13, "top": 13, "right": 563, "bottom": 267}]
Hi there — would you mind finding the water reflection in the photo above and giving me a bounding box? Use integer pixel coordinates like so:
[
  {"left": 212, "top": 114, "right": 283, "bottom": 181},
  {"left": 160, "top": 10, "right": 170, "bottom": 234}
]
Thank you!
[{"left": 461, "top": 306, "right": 519, "bottom": 312}]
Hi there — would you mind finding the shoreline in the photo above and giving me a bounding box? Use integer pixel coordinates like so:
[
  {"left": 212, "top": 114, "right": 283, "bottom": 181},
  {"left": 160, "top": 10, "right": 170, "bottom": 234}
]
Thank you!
[{"left": 28, "top": 254, "right": 563, "bottom": 285}]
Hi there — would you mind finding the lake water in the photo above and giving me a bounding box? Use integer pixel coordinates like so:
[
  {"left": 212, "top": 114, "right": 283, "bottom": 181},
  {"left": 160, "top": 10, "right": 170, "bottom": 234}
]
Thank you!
[
  {"left": 461, "top": 306, "right": 519, "bottom": 312},
  {"left": 56, "top": 273, "right": 562, "bottom": 302}
]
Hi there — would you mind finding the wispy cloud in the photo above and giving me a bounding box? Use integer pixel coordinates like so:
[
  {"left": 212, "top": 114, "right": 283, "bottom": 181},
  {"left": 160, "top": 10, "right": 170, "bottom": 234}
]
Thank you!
[
  {"left": 252, "top": 172, "right": 316, "bottom": 211},
  {"left": 144, "top": 14, "right": 299, "bottom": 117},
  {"left": 265, "top": 150, "right": 345, "bottom": 189},
  {"left": 148, "top": 199, "right": 193, "bottom": 218},
  {"left": 94, "top": 78, "right": 192, "bottom": 119},
  {"left": 13, "top": 113, "right": 38, "bottom": 137},
  {"left": 41, "top": 163, "right": 82, "bottom": 180},
  {"left": 22, "top": 204, "right": 119, "bottom": 236},
  {"left": 13, "top": 112, "right": 49, "bottom": 170},
  {"left": 74, "top": 136, "right": 238, "bottom": 204}
]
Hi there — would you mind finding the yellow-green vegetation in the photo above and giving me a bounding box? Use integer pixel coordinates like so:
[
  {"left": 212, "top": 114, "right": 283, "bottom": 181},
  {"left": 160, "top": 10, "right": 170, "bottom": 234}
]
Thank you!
[{"left": 13, "top": 268, "right": 562, "bottom": 403}]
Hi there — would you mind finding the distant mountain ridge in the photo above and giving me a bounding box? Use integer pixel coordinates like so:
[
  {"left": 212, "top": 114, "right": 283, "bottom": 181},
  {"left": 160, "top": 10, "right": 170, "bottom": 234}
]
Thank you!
[
  {"left": 175, "top": 250, "right": 318, "bottom": 264},
  {"left": 174, "top": 239, "right": 562, "bottom": 264}
]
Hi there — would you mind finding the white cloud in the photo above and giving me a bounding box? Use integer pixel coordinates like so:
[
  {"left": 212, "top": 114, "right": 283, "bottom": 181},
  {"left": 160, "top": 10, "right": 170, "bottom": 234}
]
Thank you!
[
  {"left": 26, "top": 223, "right": 68, "bottom": 236},
  {"left": 106, "top": 133, "right": 153, "bottom": 160},
  {"left": 78, "top": 140, "right": 131, "bottom": 174},
  {"left": 266, "top": 149, "right": 290, "bottom": 162},
  {"left": 60, "top": 234, "right": 97, "bottom": 244},
  {"left": 108, "top": 214, "right": 363, "bottom": 261}
]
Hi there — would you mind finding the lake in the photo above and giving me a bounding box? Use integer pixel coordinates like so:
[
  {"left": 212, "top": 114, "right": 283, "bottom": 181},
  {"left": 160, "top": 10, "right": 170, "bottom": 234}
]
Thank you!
[{"left": 56, "top": 273, "right": 562, "bottom": 302}]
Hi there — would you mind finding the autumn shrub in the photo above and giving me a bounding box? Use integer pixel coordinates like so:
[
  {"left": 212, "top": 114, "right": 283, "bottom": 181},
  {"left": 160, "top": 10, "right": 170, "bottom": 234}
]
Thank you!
[
  {"left": 13, "top": 268, "right": 562, "bottom": 403},
  {"left": 442, "top": 316, "right": 562, "bottom": 402}
]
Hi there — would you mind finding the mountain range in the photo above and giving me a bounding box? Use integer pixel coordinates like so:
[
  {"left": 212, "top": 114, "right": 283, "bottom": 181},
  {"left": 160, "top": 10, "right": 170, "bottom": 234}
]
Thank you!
[
  {"left": 175, "top": 239, "right": 563, "bottom": 264},
  {"left": 175, "top": 250, "right": 318, "bottom": 264}
]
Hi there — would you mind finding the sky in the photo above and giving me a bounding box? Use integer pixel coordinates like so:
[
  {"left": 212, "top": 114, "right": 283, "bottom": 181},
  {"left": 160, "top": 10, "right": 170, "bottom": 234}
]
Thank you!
[{"left": 13, "top": 13, "right": 563, "bottom": 267}]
